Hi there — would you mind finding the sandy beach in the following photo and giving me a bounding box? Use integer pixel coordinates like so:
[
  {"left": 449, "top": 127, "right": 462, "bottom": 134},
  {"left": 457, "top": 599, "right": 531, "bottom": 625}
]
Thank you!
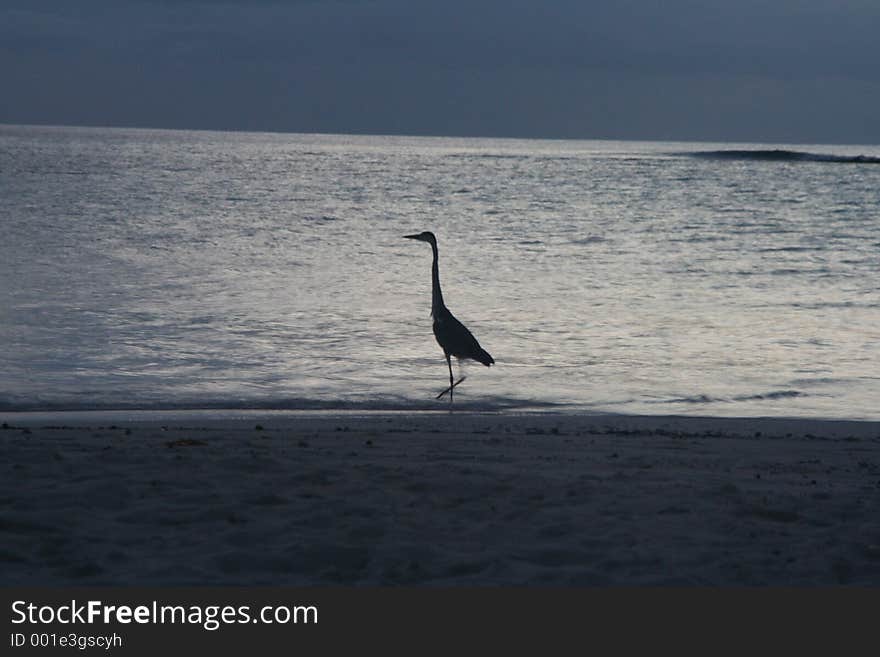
[{"left": 2, "top": 410, "right": 879, "bottom": 586}]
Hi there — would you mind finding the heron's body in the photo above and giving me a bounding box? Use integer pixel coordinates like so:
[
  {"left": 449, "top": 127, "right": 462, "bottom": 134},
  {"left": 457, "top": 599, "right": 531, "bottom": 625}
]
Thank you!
[
  {"left": 432, "top": 306, "right": 494, "bottom": 366},
  {"left": 404, "top": 231, "right": 493, "bottom": 401}
]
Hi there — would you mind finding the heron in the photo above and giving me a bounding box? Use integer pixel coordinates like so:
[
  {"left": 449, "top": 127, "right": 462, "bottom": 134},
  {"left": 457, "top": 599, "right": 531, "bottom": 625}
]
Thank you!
[{"left": 404, "top": 231, "right": 494, "bottom": 402}]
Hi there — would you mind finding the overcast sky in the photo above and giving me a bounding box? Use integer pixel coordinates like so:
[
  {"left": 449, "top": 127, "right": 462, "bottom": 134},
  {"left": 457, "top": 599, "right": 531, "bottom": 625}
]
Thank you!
[{"left": 2, "top": 0, "right": 878, "bottom": 143}]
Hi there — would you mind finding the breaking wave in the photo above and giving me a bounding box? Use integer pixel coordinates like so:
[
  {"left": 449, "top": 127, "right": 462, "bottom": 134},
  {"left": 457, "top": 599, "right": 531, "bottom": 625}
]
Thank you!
[{"left": 686, "top": 149, "right": 880, "bottom": 164}]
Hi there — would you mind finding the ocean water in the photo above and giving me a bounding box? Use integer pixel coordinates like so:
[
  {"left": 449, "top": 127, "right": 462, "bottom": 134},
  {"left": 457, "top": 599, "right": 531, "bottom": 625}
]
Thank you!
[{"left": 1, "top": 124, "right": 878, "bottom": 419}]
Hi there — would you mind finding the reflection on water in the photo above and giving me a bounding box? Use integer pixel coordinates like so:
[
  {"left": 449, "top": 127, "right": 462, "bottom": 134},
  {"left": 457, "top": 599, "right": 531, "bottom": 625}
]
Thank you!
[{"left": 1, "top": 126, "right": 879, "bottom": 418}]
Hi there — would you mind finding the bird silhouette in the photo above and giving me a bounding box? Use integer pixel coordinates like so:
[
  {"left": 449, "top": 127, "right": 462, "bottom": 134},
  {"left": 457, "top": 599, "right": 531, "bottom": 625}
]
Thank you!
[{"left": 404, "top": 231, "right": 494, "bottom": 402}]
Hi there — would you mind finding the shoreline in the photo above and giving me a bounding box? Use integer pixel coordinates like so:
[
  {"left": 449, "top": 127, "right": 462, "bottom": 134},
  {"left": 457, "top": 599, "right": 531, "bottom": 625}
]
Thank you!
[
  {"left": 3, "top": 410, "right": 879, "bottom": 586},
  {"left": 4, "top": 407, "right": 880, "bottom": 435}
]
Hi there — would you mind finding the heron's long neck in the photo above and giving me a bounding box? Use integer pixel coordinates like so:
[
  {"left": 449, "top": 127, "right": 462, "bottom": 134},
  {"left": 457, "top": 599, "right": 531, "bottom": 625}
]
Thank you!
[{"left": 430, "top": 241, "right": 445, "bottom": 316}]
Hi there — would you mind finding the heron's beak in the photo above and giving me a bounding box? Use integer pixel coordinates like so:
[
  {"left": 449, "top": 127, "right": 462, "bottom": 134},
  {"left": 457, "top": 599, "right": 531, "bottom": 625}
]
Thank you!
[{"left": 403, "top": 233, "right": 421, "bottom": 240}]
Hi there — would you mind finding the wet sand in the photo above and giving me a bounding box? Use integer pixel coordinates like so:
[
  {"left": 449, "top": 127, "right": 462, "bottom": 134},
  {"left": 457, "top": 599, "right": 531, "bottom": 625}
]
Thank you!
[{"left": 2, "top": 411, "right": 879, "bottom": 586}]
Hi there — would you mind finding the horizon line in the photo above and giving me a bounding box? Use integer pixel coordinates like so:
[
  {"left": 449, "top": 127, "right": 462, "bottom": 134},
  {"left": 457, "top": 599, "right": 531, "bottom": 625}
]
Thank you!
[{"left": 2, "top": 120, "right": 877, "bottom": 150}]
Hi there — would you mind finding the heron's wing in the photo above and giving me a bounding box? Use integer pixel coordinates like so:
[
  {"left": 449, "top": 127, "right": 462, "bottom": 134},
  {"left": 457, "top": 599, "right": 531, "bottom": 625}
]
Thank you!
[{"left": 433, "top": 309, "right": 494, "bottom": 365}]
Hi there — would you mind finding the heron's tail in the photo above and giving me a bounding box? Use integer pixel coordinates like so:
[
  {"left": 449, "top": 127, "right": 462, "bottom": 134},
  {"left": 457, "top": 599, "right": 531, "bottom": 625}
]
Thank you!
[{"left": 474, "top": 348, "right": 494, "bottom": 367}]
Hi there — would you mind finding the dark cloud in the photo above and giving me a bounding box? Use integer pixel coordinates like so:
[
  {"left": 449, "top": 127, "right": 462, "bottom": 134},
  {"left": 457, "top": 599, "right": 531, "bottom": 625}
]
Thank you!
[{"left": 1, "top": 1, "right": 878, "bottom": 142}]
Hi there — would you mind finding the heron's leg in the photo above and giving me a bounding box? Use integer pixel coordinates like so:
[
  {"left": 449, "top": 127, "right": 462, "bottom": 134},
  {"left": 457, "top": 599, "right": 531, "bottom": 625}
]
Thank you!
[
  {"left": 436, "top": 376, "right": 466, "bottom": 399},
  {"left": 445, "top": 352, "right": 454, "bottom": 403}
]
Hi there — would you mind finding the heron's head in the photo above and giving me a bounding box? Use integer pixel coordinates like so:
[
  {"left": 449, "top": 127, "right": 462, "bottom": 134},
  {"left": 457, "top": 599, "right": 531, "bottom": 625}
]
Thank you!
[{"left": 403, "top": 231, "right": 437, "bottom": 246}]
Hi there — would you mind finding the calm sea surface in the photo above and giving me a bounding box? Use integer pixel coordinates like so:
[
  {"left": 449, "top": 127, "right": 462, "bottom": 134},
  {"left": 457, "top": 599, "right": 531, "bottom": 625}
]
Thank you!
[{"left": 1, "top": 125, "right": 878, "bottom": 418}]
